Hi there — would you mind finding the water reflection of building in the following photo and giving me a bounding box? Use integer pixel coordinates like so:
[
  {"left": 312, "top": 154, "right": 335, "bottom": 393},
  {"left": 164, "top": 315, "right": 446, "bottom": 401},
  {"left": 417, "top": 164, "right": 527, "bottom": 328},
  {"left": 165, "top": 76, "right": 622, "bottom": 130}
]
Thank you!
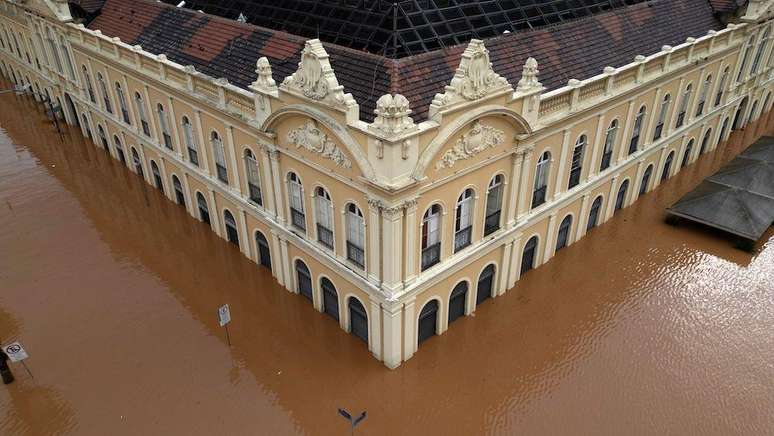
[{"left": 0, "top": 0, "right": 772, "bottom": 368}]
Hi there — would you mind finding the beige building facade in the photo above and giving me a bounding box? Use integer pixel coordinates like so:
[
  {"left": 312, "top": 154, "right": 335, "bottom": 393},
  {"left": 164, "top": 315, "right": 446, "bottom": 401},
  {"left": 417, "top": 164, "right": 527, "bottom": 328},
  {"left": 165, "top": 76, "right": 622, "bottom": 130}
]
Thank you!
[{"left": 1, "top": 0, "right": 773, "bottom": 368}]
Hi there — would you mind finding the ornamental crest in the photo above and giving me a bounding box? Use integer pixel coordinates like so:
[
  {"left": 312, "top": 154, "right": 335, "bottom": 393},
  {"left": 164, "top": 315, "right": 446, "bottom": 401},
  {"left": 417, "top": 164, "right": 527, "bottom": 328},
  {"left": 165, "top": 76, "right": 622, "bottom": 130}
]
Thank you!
[
  {"left": 436, "top": 121, "right": 505, "bottom": 170},
  {"left": 461, "top": 47, "right": 505, "bottom": 100},
  {"left": 285, "top": 42, "right": 328, "bottom": 100},
  {"left": 287, "top": 121, "right": 352, "bottom": 169}
]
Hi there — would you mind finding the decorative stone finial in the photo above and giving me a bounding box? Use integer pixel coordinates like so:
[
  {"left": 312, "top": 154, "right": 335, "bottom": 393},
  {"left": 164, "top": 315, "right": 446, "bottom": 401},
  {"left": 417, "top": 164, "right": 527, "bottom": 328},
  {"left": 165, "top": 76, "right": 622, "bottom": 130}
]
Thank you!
[
  {"left": 603, "top": 66, "right": 616, "bottom": 74},
  {"left": 371, "top": 94, "right": 416, "bottom": 136},
  {"left": 184, "top": 65, "right": 197, "bottom": 74},
  {"left": 157, "top": 54, "right": 168, "bottom": 62},
  {"left": 132, "top": 45, "right": 143, "bottom": 52},
  {"left": 568, "top": 78, "right": 582, "bottom": 87},
  {"left": 661, "top": 45, "right": 673, "bottom": 52},
  {"left": 252, "top": 57, "right": 276, "bottom": 90},
  {"left": 517, "top": 57, "right": 541, "bottom": 91},
  {"left": 634, "top": 54, "right": 646, "bottom": 62},
  {"left": 215, "top": 77, "right": 229, "bottom": 86}
]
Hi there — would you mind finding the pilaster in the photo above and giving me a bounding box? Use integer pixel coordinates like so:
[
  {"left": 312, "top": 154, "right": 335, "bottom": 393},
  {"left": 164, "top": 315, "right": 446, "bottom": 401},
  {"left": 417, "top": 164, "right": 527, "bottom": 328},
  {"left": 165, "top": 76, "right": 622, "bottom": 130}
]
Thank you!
[
  {"left": 225, "top": 124, "right": 241, "bottom": 192},
  {"left": 516, "top": 146, "right": 535, "bottom": 219},
  {"left": 542, "top": 212, "right": 558, "bottom": 263},
  {"left": 382, "top": 302, "right": 402, "bottom": 369},
  {"left": 268, "top": 148, "right": 285, "bottom": 223},
  {"left": 167, "top": 96, "right": 182, "bottom": 157},
  {"left": 506, "top": 151, "right": 524, "bottom": 226},
  {"left": 402, "top": 298, "right": 417, "bottom": 361},
  {"left": 404, "top": 199, "right": 419, "bottom": 284},
  {"left": 366, "top": 198, "right": 382, "bottom": 284},
  {"left": 575, "top": 193, "right": 590, "bottom": 242},
  {"left": 507, "top": 233, "right": 522, "bottom": 289},
  {"left": 369, "top": 300, "right": 382, "bottom": 360},
  {"left": 382, "top": 203, "right": 404, "bottom": 297},
  {"left": 588, "top": 114, "right": 605, "bottom": 180},
  {"left": 207, "top": 188, "right": 221, "bottom": 237},
  {"left": 617, "top": 101, "right": 636, "bottom": 163},
  {"left": 553, "top": 129, "right": 573, "bottom": 199},
  {"left": 193, "top": 109, "right": 210, "bottom": 173},
  {"left": 497, "top": 240, "right": 513, "bottom": 297},
  {"left": 604, "top": 174, "right": 620, "bottom": 221},
  {"left": 239, "top": 207, "right": 251, "bottom": 259}
]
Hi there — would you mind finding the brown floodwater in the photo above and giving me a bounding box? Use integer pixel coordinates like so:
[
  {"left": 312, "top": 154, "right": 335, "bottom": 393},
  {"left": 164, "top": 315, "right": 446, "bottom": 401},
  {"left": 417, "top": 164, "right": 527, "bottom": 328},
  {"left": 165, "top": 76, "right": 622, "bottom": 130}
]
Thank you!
[{"left": 1, "top": 76, "right": 774, "bottom": 435}]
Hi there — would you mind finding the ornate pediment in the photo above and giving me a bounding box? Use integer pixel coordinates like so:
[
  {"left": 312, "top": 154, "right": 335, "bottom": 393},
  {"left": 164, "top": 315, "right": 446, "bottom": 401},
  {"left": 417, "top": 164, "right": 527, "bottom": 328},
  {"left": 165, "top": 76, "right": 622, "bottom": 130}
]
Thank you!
[
  {"left": 436, "top": 121, "right": 506, "bottom": 170},
  {"left": 281, "top": 40, "right": 358, "bottom": 114},
  {"left": 18, "top": 0, "right": 72, "bottom": 21},
  {"left": 287, "top": 121, "right": 352, "bottom": 169},
  {"left": 429, "top": 40, "right": 511, "bottom": 118}
]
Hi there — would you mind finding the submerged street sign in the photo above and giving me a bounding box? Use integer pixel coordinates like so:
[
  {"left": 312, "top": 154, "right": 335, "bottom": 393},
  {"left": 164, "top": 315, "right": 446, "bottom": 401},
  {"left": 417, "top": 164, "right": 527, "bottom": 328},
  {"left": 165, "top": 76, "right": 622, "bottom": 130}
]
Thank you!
[
  {"left": 3, "top": 342, "right": 28, "bottom": 362},
  {"left": 218, "top": 304, "right": 231, "bottom": 327}
]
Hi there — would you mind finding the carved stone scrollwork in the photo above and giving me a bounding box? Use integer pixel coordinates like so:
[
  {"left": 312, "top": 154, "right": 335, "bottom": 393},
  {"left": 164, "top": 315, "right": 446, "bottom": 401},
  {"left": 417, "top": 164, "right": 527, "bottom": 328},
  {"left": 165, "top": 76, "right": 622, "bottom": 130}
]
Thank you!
[
  {"left": 287, "top": 121, "right": 352, "bottom": 169},
  {"left": 288, "top": 48, "right": 328, "bottom": 100},
  {"left": 366, "top": 197, "right": 383, "bottom": 212},
  {"left": 382, "top": 206, "right": 403, "bottom": 220},
  {"left": 436, "top": 121, "right": 505, "bottom": 170}
]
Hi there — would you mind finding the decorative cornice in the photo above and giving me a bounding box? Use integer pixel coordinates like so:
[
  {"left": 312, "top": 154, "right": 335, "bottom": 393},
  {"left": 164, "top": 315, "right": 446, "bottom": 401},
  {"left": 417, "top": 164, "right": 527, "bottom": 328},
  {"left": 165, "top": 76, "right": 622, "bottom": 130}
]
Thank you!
[
  {"left": 287, "top": 121, "right": 352, "bottom": 169},
  {"left": 436, "top": 121, "right": 506, "bottom": 170}
]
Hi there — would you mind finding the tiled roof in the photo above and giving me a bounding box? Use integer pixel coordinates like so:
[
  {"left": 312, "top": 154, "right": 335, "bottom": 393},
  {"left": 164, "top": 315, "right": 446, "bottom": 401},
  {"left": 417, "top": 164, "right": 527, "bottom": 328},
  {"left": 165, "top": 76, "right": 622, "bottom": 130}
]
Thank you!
[
  {"left": 70, "top": 0, "right": 107, "bottom": 14},
  {"left": 707, "top": 0, "right": 747, "bottom": 14},
  {"left": 88, "top": 0, "right": 724, "bottom": 123}
]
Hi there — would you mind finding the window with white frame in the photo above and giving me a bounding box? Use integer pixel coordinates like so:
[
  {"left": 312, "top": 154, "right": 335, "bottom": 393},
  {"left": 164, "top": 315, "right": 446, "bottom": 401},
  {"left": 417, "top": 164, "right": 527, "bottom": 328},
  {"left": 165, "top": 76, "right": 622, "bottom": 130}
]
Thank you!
[
  {"left": 181, "top": 117, "right": 199, "bottom": 165},
  {"left": 568, "top": 135, "right": 586, "bottom": 189},
  {"left": 211, "top": 131, "right": 228, "bottom": 183},
  {"left": 115, "top": 82, "right": 130, "bottom": 124},
  {"left": 715, "top": 67, "right": 729, "bottom": 107},
  {"left": 484, "top": 174, "right": 503, "bottom": 236},
  {"left": 421, "top": 204, "right": 441, "bottom": 270},
  {"left": 600, "top": 119, "right": 617, "bottom": 171},
  {"left": 653, "top": 94, "right": 670, "bottom": 140},
  {"left": 675, "top": 84, "right": 691, "bottom": 128},
  {"left": 288, "top": 172, "right": 305, "bottom": 231},
  {"left": 314, "top": 187, "right": 333, "bottom": 249},
  {"left": 135, "top": 92, "right": 150, "bottom": 136},
  {"left": 532, "top": 151, "right": 550, "bottom": 208},
  {"left": 157, "top": 104, "right": 172, "bottom": 150},
  {"left": 45, "top": 28, "right": 62, "bottom": 73},
  {"left": 58, "top": 35, "right": 74, "bottom": 79},
  {"left": 629, "top": 106, "right": 646, "bottom": 155},
  {"left": 346, "top": 203, "right": 365, "bottom": 269},
  {"left": 244, "top": 149, "right": 263, "bottom": 206},
  {"left": 81, "top": 65, "right": 95, "bottom": 103},
  {"left": 696, "top": 75, "right": 711, "bottom": 117},
  {"left": 737, "top": 35, "right": 756, "bottom": 82},
  {"left": 751, "top": 27, "right": 771, "bottom": 75},
  {"left": 97, "top": 73, "right": 112, "bottom": 113},
  {"left": 454, "top": 189, "right": 474, "bottom": 252}
]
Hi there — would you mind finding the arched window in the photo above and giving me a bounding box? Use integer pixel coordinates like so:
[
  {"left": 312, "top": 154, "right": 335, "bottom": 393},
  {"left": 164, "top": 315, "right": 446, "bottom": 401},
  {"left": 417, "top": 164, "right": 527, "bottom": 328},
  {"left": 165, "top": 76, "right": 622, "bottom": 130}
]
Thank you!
[
  {"left": 181, "top": 116, "right": 199, "bottom": 166},
  {"left": 255, "top": 231, "right": 272, "bottom": 271},
  {"left": 97, "top": 125, "right": 108, "bottom": 150},
  {"left": 484, "top": 174, "right": 504, "bottom": 236},
  {"left": 223, "top": 210, "right": 239, "bottom": 246},
  {"left": 748, "top": 100, "right": 759, "bottom": 124},
  {"left": 737, "top": 35, "right": 756, "bottom": 81},
  {"left": 172, "top": 175, "right": 185, "bottom": 207},
  {"left": 629, "top": 106, "right": 646, "bottom": 155},
  {"left": 115, "top": 82, "right": 130, "bottom": 124},
  {"left": 130, "top": 147, "right": 143, "bottom": 177},
  {"left": 700, "top": 129, "right": 712, "bottom": 155},
  {"left": 568, "top": 135, "right": 586, "bottom": 189},
  {"left": 314, "top": 187, "right": 333, "bottom": 249},
  {"left": 421, "top": 204, "right": 442, "bottom": 270},
  {"left": 555, "top": 215, "right": 572, "bottom": 252},
  {"left": 113, "top": 135, "right": 125, "bottom": 164},
  {"left": 763, "top": 93, "right": 772, "bottom": 116},
  {"left": 348, "top": 297, "right": 368, "bottom": 344},
  {"left": 751, "top": 27, "right": 772, "bottom": 74},
  {"left": 81, "top": 114, "right": 92, "bottom": 139},
  {"left": 733, "top": 97, "right": 749, "bottom": 130},
  {"left": 696, "top": 75, "right": 712, "bottom": 116},
  {"left": 675, "top": 84, "right": 692, "bottom": 128},
  {"left": 243, "top": 149, "right": 263, "bottom": 206},
  {"left": 600, "top": 119, "right": 618, "bottom": 171},
  {"left": 532, "top": 151, "right": 550, "bottom": 208},
  {"left": 135, "top": 92, "right": 150, "bottom": 136},
  {"left": 681, "top": 139, "right": 695, "bottom": 168},
  {"left": 211, "top": 131, "right": 228, "bottom": 183},
  {"left": 476, "top": 264, "right": 495, "bottom": 306},
  {"left": 81, "top": 65, "right": 95, "bottom": 103},
  {"left": 654, "top": 94, "right": 670, "bottom": 140},
  {"left": 662, "top": 151, "right": 675, "bottom": 182},
  {"left": 448, "top": 281, "right": 468, "bottom": 324},
  {"left": 320, "top": 278, "right": 339, "bottom": 321},
  {"left": 614, "top": 180, "right": 629, "bottom": 211},
  {"left": 58, "top": 35, "right": 74, "bottom": 78},
  {"left": 196, "top": 192, "right": 210, "bottom": 225},
  {"left": 639, "top": 165, "right": 653, "bottom": 197},
  {"left": 418, "top": 300, "right": 439, "bottom": 344},
  {"left": 454, "top": 189, "right": 474, "bottom": 252},
  {"left": 150, "top": 160, "right": 163, "bottom": 193},
  {"left": 157, "top": 104, "right": 173, "bottom": 150},
  {"left": 45, "top": 28, "right": 62, "bottom": 73},
  {"left": 288, "top": 172, "right": 306, "bottom": 231},
  {"left": 295, "top": 260, "right": 312, "bottom": 302},
  {"left": 97, "top": 73, "right": 112, "bottom": 114},
  {"left": 715, "top": 67, "right": 729, "bottom": 107},
  {"left": 587, "top": 196, "right": 603, "bottom": 231},
  {"left": 521, "top": 236, "right": 539, "bottom": 274},
  {"left": 346, "top": 203, "right": 365, "bottom": 269}
]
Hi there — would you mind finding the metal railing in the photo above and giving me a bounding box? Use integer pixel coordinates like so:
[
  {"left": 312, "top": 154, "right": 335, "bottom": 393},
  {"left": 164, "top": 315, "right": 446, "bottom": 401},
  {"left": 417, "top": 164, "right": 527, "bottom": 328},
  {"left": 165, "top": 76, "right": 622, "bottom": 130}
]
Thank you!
[
  {"left": 162, "top": 132, "right": 173, "bottom": 150},
  {"left": 484, "top": 210, "right": 501, "bottom": 236},
  {"left": 532, "top": 186, "right": 547, "bottom": 208},
  {"left": 290, "top": 208, "right": 306, "bottom": 231},
  {"left": 599, "top": 150, "right": 613, "bottom": 171},
  {"left": 421, "top": 242, "right": 441, "bottom": 271},
  {"left": 346, "top": 241, "right": 365, "bottom": 269},
  {"left": 187, "top": 147, "right": 199, "bottom": 166},
  {"left": 248, "top": 182, "right": 262, "bottom": 205},
  {"left": 216, "top": 163, "right": 228, "bottom": 184},
  {"left": 454, "top": 226, "right": 472, "bottom": 252},
  {"left": 317, "top": 224, "right": 334, "bottom": 249}
]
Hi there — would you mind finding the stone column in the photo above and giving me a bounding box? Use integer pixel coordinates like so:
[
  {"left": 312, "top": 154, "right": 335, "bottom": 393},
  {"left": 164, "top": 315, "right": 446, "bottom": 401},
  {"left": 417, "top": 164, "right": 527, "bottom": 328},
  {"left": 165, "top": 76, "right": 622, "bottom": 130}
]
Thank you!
[
  {"left": 382, "top": 302, "right": 402, "bottom": 369},
  {"left": 542, "top": 212, "right": 558, "bottom": 264},
  {"left": 507, "top": 233, "right": 522, "bottom": 289},
  {"left": 269, "top": 230, "right": 285, "bottom": 287},
  {"left": 182, "top": 172, "right": 195, "bottom": 216},
  {"left": 668, "top": 78, "right": 686, "bottom": 132},
  {"left": 279, "top": 236, "right": 291, "bottom": 292},
  {"left": 402, "top": 298, "right": 416, "bottom": 361},
  {"left": 617, "top": 101, "right": 636, "bottom": 164},
  {"left": 497, "top": 240, "right": 513, "bottom": 297},
  {"left": 575, "top": 193, "right": 590, "bottom": 242},
  {"left": 225, "top": 125, "right": 241, "bottom": 192},
  {"left": 588, "top": 114, "right": 606, "bottom": 180},
  {"left": 369, "top": 300, "right": 382, "bottom": 360},
  {"left": 403, "top": 199, "right": 419, "bottom": 285},
  {"left": 552, "top": 129, "right": 573, "bottom": 200},
  {"left": 653, "top": 146, "right": 669, "bottom": 188},
  {"left": 239, "top": 207, "right": 251, "bottom": 259},
  {"left": 268, "top": 149, "right": 285, "bottom": 223},
  {"left": 506, "top": 151, "right": 524, "bottom": 227},
  {"left": 633, "top": 160, "right": 645, "bottom": 199},
  {"left": 366, "top": 198, "right": 382, "bottom": 284},
  {"left": 143, "top": 84, "right": 159, "bottom": 141},
  {"left": 193, "top": 109, "right": 210, "bottom": 173},
  {"left": 167, "top": 96, "right": 182, "bottom": 157},
  {"left": 257, "top": 145, "right": 276, "bottom": 215},
  {"left": 382, "top": 204, "right": 403, "bottom": 297},
  {"left": 604, "top": 174, "right": 620, "bottom": 222},
  {"left": 207, "top": 188, "right": 221, "bottom": 237},
  {"left": 158, "top": 156, "right": 173, "bottom": 201},
  {"left": 516, "top": 146, "right": 535, "bottom": 219}
]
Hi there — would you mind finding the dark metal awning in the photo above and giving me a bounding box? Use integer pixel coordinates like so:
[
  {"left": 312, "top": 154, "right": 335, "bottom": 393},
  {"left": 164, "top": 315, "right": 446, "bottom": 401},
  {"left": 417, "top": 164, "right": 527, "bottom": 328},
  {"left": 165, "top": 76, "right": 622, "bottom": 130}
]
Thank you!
[{"left": 667, "top": 136, "right": 774, "bottom": 241}]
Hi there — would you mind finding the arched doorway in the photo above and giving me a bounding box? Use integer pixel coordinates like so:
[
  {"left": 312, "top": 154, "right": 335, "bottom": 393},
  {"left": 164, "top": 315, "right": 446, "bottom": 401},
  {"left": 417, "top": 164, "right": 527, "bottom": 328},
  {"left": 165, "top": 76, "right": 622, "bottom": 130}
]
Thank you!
[
  {"left": 555, "top": 215, "right": 572, "bottom": 252},
  {"left": 320, "top": 277, "right": 339, "bottom": 321},
  {"left": 223, "top": 210, "right": 239, "bottom": 247},
  {"left": 615, "top": 180, "right": 629, "bottom": 211},
  {"left": 639, "top": 165, "right": 653, "bottom": 197},
  {"left": 255, "top": 231, "right": 272, "bottom": 271},
  {"left": 587, "top": 196, "right": 603, "bottom": 231},
  {"left": 97, "top": 125, "right": 109, "bottom": 151},
  {"left": 81, "top": 114, "right": 92, "bottom": 140},
  {"left": 172, "top": 175, "right": 185, "bottom": 207},
  {"left": 196, "top": 192, "right": 210, "bottom": 225},
  {"left": 732, "top": 97, "right": 748, "bottom": 130},
  {"left": 521, "top": 236, "right": 539, "bottom": 274},
  {"left": 476, "top": 264, "right": 495, "bottom": 306},
  {"left": 682, "top": 140, "right": 694, "bottom": 168},
  {"left": 130, "top": 147, "right": 143, "bottom": 177},
  {"left": 113, "top": 135, "right": 126, "bottom": 165},
  {"left": 64, "top": 93, "right": 79, "bottom": 127},
  {"left": 448, "top": 281, "right": 467, "bottom": 325},
  {"left": 418, "top": 300, "right": 439, "bottom": 344},
  {"left": 150, "top": 161, "right": 163, "bottom": 193},
  {"left": 348, "top": 297, "right": 369, "bottom": 344},
  {"left": 718, "top": 117, "right": 730, "bottom": 148},
  {"left": 662, "top": 151, "right": 674, "bottom": 182},
  {"left": 295, "top": 260, "right": 313, "bottom": 302}
]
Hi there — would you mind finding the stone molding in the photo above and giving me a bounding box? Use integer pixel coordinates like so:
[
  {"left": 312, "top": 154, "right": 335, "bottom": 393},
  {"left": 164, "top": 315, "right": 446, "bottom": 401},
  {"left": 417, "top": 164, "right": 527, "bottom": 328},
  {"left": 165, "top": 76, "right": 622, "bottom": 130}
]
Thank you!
[
  {"left": 287, "top": 121, "right": 352, "bottom": 169},
  {"left": 436, "top": 121, "right": 506, "bottom": 170}
]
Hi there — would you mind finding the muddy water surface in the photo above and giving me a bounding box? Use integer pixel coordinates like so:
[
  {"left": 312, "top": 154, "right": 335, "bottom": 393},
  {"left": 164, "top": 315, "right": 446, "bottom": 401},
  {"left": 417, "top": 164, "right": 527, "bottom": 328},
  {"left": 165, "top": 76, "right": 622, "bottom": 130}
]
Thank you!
[{"left": 1, "top": 81, "right": 774, "bottom": 435}]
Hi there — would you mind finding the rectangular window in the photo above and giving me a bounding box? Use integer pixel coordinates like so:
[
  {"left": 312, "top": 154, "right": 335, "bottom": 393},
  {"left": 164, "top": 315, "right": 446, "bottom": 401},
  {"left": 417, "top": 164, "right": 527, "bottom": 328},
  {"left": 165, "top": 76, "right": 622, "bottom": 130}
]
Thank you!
[
  {"left": 484, "top": 183, "right": 502, "bottom": 236},
  {"left": 136, "top": 95, "right": 150, "bottom": 136},
  {"left": 454, "top": 197, "right": 473, "bottom": 252},
  {"left": 245, "top": 154, "right": 263, "bottom": 206},
  {"left": 183, "top": 121, "right": 198, "bottom": 166},
  {"left": 568, "top": 145, "right": 584, "bottom": 189},
  {"left": 346, "top": 213, "right": 365, "bottom": 268},
  {"left": 289, "top": 182, "right": 305, "bottom": 231},
  {"left": 212, "top": 136, "right": 228, "bottom": 183},
  {"left": 158, "top": 107, "right": 172, "bottom": 150},
  {"left": 315, "top": 196, "right": 333, "bottom": 248},
  {"left": 421, "top": 214, "right": 441, "bottom": 270}
]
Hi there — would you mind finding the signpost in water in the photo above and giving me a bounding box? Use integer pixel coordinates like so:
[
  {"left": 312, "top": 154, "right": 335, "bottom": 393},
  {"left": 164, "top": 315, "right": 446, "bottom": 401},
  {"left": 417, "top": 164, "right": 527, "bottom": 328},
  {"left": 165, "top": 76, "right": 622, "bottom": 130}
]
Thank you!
[
  {"left": 218, "top": 304, "right": 232, "bottom": 346},
  {"left": 3, "top": 342, "right": 33, "bottom": 379}
]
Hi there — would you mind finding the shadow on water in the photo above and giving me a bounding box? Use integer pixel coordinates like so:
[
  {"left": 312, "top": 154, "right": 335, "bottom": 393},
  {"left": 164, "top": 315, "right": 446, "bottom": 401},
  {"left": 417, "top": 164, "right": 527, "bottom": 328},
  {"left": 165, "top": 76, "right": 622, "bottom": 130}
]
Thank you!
[{"left": 1, "top": 74, "right": 774, "bottom": 435}]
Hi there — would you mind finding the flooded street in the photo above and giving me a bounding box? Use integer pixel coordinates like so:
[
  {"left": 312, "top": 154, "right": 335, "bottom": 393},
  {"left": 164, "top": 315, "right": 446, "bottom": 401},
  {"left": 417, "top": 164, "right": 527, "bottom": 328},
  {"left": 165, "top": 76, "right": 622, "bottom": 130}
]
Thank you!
[{"left": 1, "top": 77, "right": 774, "bottom": 435}]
